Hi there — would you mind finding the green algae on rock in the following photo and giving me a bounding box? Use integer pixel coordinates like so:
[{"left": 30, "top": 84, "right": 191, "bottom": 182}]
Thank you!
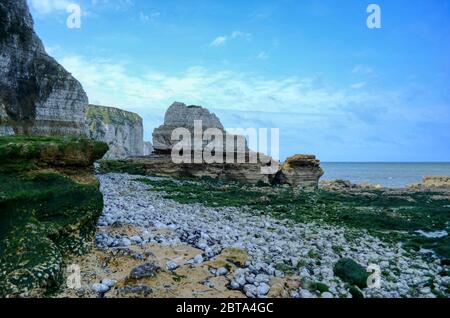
[
  {"left": 0, "top": 136, "right": 108, "bottom": 297},
  {"left": 128, "top": 175, "right": 450, "bottom": 260}
]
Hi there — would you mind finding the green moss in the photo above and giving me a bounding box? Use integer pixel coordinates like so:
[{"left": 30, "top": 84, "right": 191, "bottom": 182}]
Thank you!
[
  {"left": 116, "top": 174, "right": 450, "bottom": 259},
  {"left": 334, "top": 258, "right": 369, "bottom": 289},
  {"left": 311, "top": 282, "right": 330, "bottom": 293},
  {"left": 0, "top": 172, "right": 103, "bottom": 297},
  {"left": 86, "top": 105, "right": 142, "bottom": 126},
  {"left": 0, "top": 136, "right": 107, "bottom": 297},
  {"left": 348, "top": 285, "right": 365, "bottom": 298},
  {"left": 0, "top": 136, "right": 108, "bottom": 171}
]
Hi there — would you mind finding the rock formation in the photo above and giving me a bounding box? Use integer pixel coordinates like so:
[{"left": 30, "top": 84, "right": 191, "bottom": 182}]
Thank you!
[
  {"left": 273, "top": 155, "right": 324, "bottom": 189},
  {"left": 86, "top": 105, "right": 144, "bottom": 159},
  {"left": 132, "top": 102, "right": 272, "bottom": 184},
  {"left": 153, "top": 102, "right": 224, "bottom": 152},
  {"left": 0, "top": 136, "right": 108, "bottom": 297},
  {"left": 143, "top": 141, "right": 153, "bottom": 156},
  {"left": 101, "top": 102, "right": 325, "bottom": 188},
  {"left": 0, "top": 0, "right": 88, "bottom": 137},
  {"left": 409, "top": 176, "right": 450, "bottom": 190}
]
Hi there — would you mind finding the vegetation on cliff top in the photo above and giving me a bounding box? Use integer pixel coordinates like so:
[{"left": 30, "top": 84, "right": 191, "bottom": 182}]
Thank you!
[
  {"left": 0, "top": 136, "right": 108, "bottom": 297},
  {"left": 86, "top": 105, "right": 142, "bottom": 126}
]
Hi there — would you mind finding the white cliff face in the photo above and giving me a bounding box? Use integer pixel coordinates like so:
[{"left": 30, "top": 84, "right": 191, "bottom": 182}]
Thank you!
[
  {"left": 0, "top": 0, "right": 88, "bottom": 137},
  {"left": 86, "top": 105, "right": 144, "bottom": 160}
]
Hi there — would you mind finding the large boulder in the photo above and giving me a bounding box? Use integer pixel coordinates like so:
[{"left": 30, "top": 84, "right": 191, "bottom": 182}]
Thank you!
[
  {"left": 86, "top": 105, "right": 144, "bottom": 159},
  {"left": 0, "top": 0, "right": 88, "bottom": 137},
  {"left": 274, "top": 154, "right": 324, "bottom": 189}
]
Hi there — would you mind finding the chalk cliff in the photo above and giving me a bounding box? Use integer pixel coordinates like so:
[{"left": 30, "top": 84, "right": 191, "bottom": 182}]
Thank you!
[
  {"left": 86, "top": 105, "right": 144, "bottom": 159},
  {"left": 0, "top": 0, "right": 88, "bottom": 137}
]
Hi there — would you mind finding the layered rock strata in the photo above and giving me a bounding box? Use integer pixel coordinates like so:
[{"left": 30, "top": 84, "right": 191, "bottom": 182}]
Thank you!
[
  {"left": 0, "top": 136, "right": 108, "bottom": 297},
  {"left": 0, "top": 0, "right": 88, "bottom": 137},
  {"left": 86, "top": 105, "right": 144, "bottom": 159},
  {"left": 273, "top": 155, "right": 324, "bottom": 189}
]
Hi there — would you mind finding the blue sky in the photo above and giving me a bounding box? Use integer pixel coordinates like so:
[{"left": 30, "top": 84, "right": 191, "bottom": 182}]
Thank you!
[{"left": 28, "top": 0, "right": 450, "bottom": 161}]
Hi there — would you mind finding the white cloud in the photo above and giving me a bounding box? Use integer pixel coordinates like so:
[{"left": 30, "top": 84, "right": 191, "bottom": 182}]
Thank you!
[
  {"left": 29, "top": 0, "right": 71, "bottom": 14},
  {"left": 210, "top": 36, "right": 227, "bottom": 47},
  {"left": 58, "top": 54, "right": 376, "bottom": 118},
  {"left": 139, "top": 11, "right": 160, "bottom": 24},
  {"left": 210, "top": 31, "right": 252, "bottom": 47},
  {"left": 350, "top": 82, "right": 367, "bottom": 89}
]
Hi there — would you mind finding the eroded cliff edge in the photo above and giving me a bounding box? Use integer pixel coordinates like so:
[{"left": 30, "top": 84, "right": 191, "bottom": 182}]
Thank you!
[
  {"left": 0, "top": 136, "right": 108, "bottom": 297},
  {"left": 86, "top": 104, "right": 144, "bottom": 159},
  {"left": 0, "top": 0, "right": 88, "bottom": 137}
]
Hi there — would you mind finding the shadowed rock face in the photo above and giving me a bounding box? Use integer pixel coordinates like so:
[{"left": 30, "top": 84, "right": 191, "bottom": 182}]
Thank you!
[
  {"left": 86, "top": 105, "right": 144, "bottom": 159},
  {"left": 0, "top": 0, "right": 88, "bottom": 137}
]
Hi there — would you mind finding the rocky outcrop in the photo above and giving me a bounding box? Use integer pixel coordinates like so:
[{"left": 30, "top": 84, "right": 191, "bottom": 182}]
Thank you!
[
  {"left": 409, "top": 176, "right": 450, "bottom": 190},
  {"left": 320, "top": 180, "right": 383, "bottom": 191},
  {"left": 153, "top": 102, "right": 248, "bottom": 154},
  {"left": 0, "top": 136, "right": 108, "bottom": 297},
  {"left": 121, "top": 102, "right": 274, "bottom": 184},
  {"left": 143, "top": 141, "right": 153, "bottom": 156},
  {"left": 86, "top": 105, "right": 144, "bottom": 160},
  {"left": 101, "top": 102, "right": 326, "bottom": 188},
  {"left": 0, "top": 0, "right": 89, "bottom": 137},
  {"left": 99, "top": 155, "right": 274, "bottom": 184},
  {"left": 153, "top": 102, "right": 224, "bottom": 152},
  {"left": 273, "top": 155, "right": 324, "bottom": 189}
]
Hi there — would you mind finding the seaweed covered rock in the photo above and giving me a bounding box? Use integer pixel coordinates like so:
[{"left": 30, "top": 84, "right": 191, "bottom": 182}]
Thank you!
[
  {"left": 274, "top": 155, "right": 324, "bottom": 189},
  {"left": 0, "top": 0, "right": 88, "bottom": 137},
  {"left": 333, "top": 258, "right": 369, "bottom": 289},
  {"left": 86, "top": 105, "right": 144, "bottom": 159},
  {"left": 0, "top": 136, "right": 108, "bottom": 297}
]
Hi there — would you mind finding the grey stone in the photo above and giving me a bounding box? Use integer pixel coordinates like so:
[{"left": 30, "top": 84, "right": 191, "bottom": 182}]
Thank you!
[
  {"left": 101, "top": 279, "right": 117, "bottom": 288},
  {"left": 257, "top": 283, "right": 270, "bottom": 296},
  {"left": 129, "top": 262, "right": 159, "bottom": 279},
  {"left": 216, "top": 267, "right": 229, "bottom": 276},
  {"left": 166, "top": 261, "right": 179, "bottom": 271},
  {"left": 91, "top": 283, "right": 110, "bottom": 294}
]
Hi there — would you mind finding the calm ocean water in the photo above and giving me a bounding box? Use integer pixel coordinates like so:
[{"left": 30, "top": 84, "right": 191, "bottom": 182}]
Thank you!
[{"left": 321, "top": 163, "right": 450, "bottom": 188}]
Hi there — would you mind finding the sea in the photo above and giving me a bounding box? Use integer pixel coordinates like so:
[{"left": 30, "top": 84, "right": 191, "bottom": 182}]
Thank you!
[{"left": 321, "top": 163, "right": 450, "bottom": 188}]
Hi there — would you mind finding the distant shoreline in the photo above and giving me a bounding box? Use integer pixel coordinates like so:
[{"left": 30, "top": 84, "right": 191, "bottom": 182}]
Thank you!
[{"left": 321, "top": 162, "right": 450, "bottom": 188}]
